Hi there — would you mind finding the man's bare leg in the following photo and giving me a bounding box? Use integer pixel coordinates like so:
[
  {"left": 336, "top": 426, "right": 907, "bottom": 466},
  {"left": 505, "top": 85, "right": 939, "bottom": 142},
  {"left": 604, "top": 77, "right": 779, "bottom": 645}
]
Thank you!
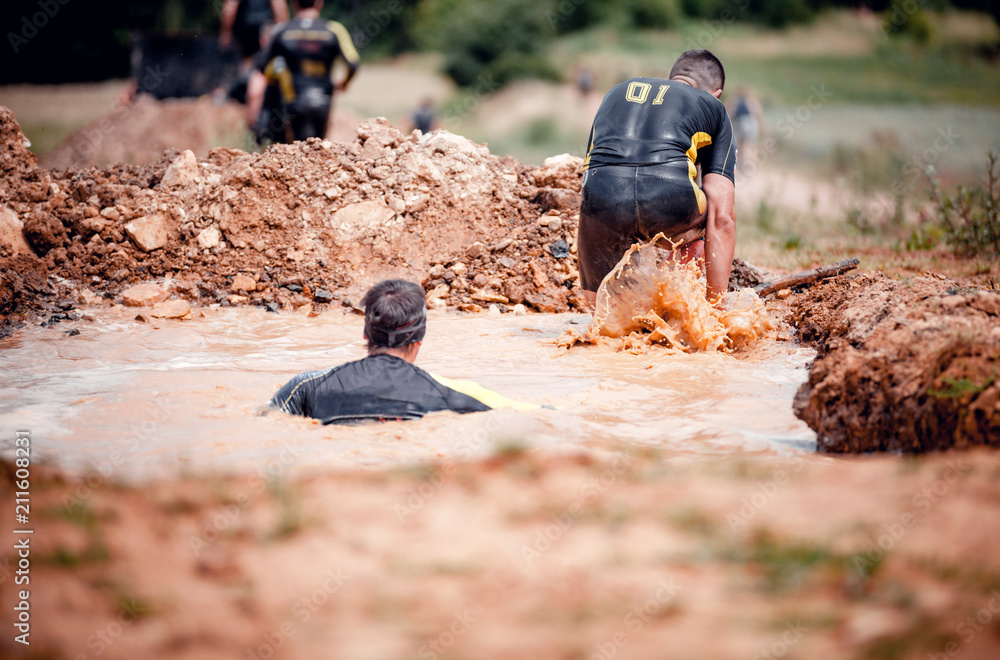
[{"left": 677, "top": 238, "right": 704, "bottom": 265}]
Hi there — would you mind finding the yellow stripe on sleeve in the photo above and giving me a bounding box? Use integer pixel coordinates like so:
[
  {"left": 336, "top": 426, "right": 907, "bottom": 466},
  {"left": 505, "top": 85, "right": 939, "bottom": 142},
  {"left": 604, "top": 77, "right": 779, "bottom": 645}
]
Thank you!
[
  {"left": 328, "top": 20, "right": 360, "bottom": 65},
  {"left": 430, "top": 374, "right": 541, "bottom": 411}
]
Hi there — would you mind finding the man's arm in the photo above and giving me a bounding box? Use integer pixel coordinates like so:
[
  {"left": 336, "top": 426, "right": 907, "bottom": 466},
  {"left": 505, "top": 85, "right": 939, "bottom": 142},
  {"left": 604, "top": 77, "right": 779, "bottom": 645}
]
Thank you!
[
  {"left": 702, "top": 172, "right": 736, "bottom": 302},
  {"left": 245, "top": 70, "right": 268, "bottom": 130},
  {"left": 270, "top": 0, "right": 289, "bottom": 24},
  {"left": 328, "top": 21, "right": 360, "bottom": 91},
  {"left": 219, "top": 0, "right": 239, "bottom": 48}
]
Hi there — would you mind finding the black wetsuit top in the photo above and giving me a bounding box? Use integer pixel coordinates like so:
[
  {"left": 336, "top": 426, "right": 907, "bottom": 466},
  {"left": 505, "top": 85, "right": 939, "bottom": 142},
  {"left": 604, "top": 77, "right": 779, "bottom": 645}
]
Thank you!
[
  {"left": 584, "top": 77, "right": 736, "bottom": 182},
  {"left": 269, "top": 354, "right": 491, "bottom": 425},
  {"left": 576, "top": 78, "right": 736, "bottom": 291}
]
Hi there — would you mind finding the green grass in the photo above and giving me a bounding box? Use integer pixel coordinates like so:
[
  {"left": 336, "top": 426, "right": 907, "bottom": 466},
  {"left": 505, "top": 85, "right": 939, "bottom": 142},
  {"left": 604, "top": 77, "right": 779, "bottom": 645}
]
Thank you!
[
  {"left": 726, "top": 50, "right": 1000, "bottom": 107},
  {"left": 549, "top": 11, "right": 1000, "bottom": 107}
]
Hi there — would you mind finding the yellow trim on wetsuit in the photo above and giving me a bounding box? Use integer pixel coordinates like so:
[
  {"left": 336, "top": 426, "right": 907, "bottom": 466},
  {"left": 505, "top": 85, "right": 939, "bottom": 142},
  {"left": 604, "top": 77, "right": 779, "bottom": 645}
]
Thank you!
[
  {"left": 686, "top": 131, "right": 712, "bottom": 214},
  {"left": 583, "top": 124, "right": 595, "bottom": 171},
  {"left": 264, "top": 59, "right": 296, "bottom": 103},
  {"left": 430, "top": 374, "right": 541, "bottom": 411},
  {"left": 328, "top": 20, "right": 360, "bottom": 65},
  {"left": 273, "top": 368, "right": 332, "bottom": 413},
  {"left": 718, "top": 113, "right": 736, "bottom": 179}
]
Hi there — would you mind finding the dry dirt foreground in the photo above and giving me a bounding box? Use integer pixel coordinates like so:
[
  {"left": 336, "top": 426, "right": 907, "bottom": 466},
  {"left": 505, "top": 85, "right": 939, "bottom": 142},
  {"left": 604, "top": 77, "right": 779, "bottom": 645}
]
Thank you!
[
  {"left": 1, "top": 102, "right": 998, "bottom": 451},
  {"left": 3, "top": 450, "right": 1000, "bottom": 660}
]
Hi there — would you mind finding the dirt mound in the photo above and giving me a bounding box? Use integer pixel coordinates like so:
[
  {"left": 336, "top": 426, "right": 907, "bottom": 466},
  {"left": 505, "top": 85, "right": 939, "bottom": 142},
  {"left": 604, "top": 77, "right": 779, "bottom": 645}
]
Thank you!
[
  {"left": 40, "top": 96, "right": 247, "bottom": 170},
  {"left": 790, "top": 272, "right": 1000, "bottom": 452},
  {"left": 0, "top": 108, "right": 588, "bottom": 335}
]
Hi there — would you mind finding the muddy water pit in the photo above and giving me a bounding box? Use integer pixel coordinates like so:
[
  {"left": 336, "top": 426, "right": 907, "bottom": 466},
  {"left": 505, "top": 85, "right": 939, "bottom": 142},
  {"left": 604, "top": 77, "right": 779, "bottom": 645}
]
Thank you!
[{"left": 0, "top": 307, "right": 814, "bottom": 479}]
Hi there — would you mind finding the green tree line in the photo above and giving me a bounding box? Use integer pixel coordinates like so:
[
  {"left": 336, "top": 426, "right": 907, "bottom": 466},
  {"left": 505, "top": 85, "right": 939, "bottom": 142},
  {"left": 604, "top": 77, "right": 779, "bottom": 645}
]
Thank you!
[{"left": 1, "top": 0, "right": 996, "bottom": 85}]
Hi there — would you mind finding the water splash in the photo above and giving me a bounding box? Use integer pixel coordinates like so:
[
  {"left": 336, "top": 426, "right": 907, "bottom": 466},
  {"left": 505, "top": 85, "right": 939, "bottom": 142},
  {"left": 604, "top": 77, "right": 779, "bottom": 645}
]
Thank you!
[{"left": 560, "top": 234, "right": 773, "bottom": 354}]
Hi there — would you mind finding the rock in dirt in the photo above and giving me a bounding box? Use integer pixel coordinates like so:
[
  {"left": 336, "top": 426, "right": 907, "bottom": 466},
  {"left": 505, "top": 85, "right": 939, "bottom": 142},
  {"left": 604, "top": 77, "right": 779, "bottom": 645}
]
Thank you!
[
  {"left": 160, "top": 150, "right": 200, "bottom": 189},
  {"left": 197, "top": 225, "right": 222, "bottom": 249},
  {"left": 231, "top": 274, "right": 256, "bottom": 293},
  {"left": 0, "top": 205, "right": 33, "bottom": 256},
  {"left": 22, "top": 211, "right": 68, "bottom": 255},
  {"left": 122, "top": 283, "right": 169, "bottom": 307},
  {"left": 330, "top": 201, "right": 397, "bottom": 240},
  {"left": 125, "top": 214, "right": 170, "bottom": 252},
  {"left": 150, "top": 299, "right": 192, "bottom": 319}
]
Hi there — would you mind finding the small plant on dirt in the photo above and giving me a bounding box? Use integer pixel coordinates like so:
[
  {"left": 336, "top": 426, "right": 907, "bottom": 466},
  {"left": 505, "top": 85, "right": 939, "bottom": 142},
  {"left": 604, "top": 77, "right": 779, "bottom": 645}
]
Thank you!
[
  {"left": 928, "top": 151, "right": 1000, "bottom": 259},
  {"left": 927, "top": 374, "right": 996, "bottom": 400},
  {"left": 267, "top": 478, "right": 305, "bottom": 540}
]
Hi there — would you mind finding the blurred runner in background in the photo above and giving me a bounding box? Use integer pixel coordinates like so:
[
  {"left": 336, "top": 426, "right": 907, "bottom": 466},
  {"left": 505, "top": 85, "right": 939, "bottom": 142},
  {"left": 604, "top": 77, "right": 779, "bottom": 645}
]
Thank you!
[
  {"left": 728, "top": 87, "right": 764, "bottom": 173},
  {"left": 245, "top": 0, "right": 360, "bottom": 144},
  {"left": 406, "top": 97, "right": 439, "bottom": 134},
  {"left": 220, "top": 0, "right": 289, "bottom": 103}
]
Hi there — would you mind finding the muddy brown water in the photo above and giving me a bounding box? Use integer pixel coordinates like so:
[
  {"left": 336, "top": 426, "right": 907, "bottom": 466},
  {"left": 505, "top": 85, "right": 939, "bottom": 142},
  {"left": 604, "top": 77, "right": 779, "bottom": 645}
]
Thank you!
[{"left": 0, "top": 308, "right": 816, "bottom": 479}]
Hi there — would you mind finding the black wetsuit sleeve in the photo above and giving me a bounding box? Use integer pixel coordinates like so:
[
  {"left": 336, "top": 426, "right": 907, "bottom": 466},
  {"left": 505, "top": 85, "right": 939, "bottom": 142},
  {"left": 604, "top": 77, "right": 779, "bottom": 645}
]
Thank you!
[
  {"left": 701, "top": 106, "right": 737, "bottom": 183},
  {"left": 254, "top": 24, "right": 282, "bottom": 72},
  {"left": 327, "top": 20, "right": 360, "bottom": 68},
  {"left": 268, "top": 368, "right": 332, "bottom": 416},
  {"left": 441, "top": 387, "right": 493, "bottom": 414}
]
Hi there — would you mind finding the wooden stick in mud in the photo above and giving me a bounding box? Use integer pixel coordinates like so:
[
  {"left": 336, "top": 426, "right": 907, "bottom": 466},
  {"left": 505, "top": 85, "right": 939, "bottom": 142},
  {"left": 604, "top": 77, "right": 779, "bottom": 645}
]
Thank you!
[{"left": 753, "top": 258, "right": 861, "bottom": 297}]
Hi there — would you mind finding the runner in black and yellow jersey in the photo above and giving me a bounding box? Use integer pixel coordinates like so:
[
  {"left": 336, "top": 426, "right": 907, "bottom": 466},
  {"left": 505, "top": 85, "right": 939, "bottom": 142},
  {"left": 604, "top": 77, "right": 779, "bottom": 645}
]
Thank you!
[
  {"left": 579, "top": 49, "right": 736, "bottom": 304},
  {"left": 246, "top": 0, "right": 360, "bottom": 143}
]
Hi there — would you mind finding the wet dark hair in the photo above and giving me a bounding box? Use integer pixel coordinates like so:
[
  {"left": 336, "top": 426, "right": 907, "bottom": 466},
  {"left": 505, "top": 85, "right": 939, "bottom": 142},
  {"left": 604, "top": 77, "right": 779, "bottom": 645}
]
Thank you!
[
  {"left": 296, "top": 0, "right": 319, "bottom": 8},
  {"left": 361, "top": 279, "right": 427, "bottom": 351},
  {"left": 669, "top": 49, "right": 725, "bottom": 93}
]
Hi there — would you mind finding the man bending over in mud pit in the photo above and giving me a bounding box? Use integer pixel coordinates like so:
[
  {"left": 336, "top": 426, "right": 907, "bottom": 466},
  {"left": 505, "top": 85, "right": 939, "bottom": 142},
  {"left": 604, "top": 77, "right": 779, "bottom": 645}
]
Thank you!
[
  {"left": 268, "top": 280, "right": 525, "bottom": 424},
  {"left": 578, "top": 48, "right": 736, "bottom": 306},
  {"left": 246, "top": 0, "right": 360, "bottom": 143}
]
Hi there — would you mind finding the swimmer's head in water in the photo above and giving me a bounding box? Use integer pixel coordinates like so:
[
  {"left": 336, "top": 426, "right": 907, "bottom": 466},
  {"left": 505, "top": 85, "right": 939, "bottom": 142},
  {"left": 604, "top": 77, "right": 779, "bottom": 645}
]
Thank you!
[{"left": 361, "top": 279, "right": 427, "bottom": 351}]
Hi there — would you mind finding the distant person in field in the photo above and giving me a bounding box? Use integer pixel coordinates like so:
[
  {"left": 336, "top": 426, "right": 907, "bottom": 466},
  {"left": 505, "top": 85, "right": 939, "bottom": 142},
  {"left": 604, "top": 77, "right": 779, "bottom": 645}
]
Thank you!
[
  {"left": 268, "top": 280, "right": 533, "bottom": 424},
  {"left": 575, "top": 66, "right": 594, "bottom": 100},
  {"left": 220, "top": 0, "right": 289, "bottom": 102},
  {"left": 246, "top": 0, "right": 360, "bottom": 144},
  {"left": 728, "top": 87, "right": 764, "bottom": 173},
  {"left": 407, "top": 97, "right": 439, "bottom": 134},
  {"left": 578, "top": 49, "right": 736, "bottom": 305}
]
